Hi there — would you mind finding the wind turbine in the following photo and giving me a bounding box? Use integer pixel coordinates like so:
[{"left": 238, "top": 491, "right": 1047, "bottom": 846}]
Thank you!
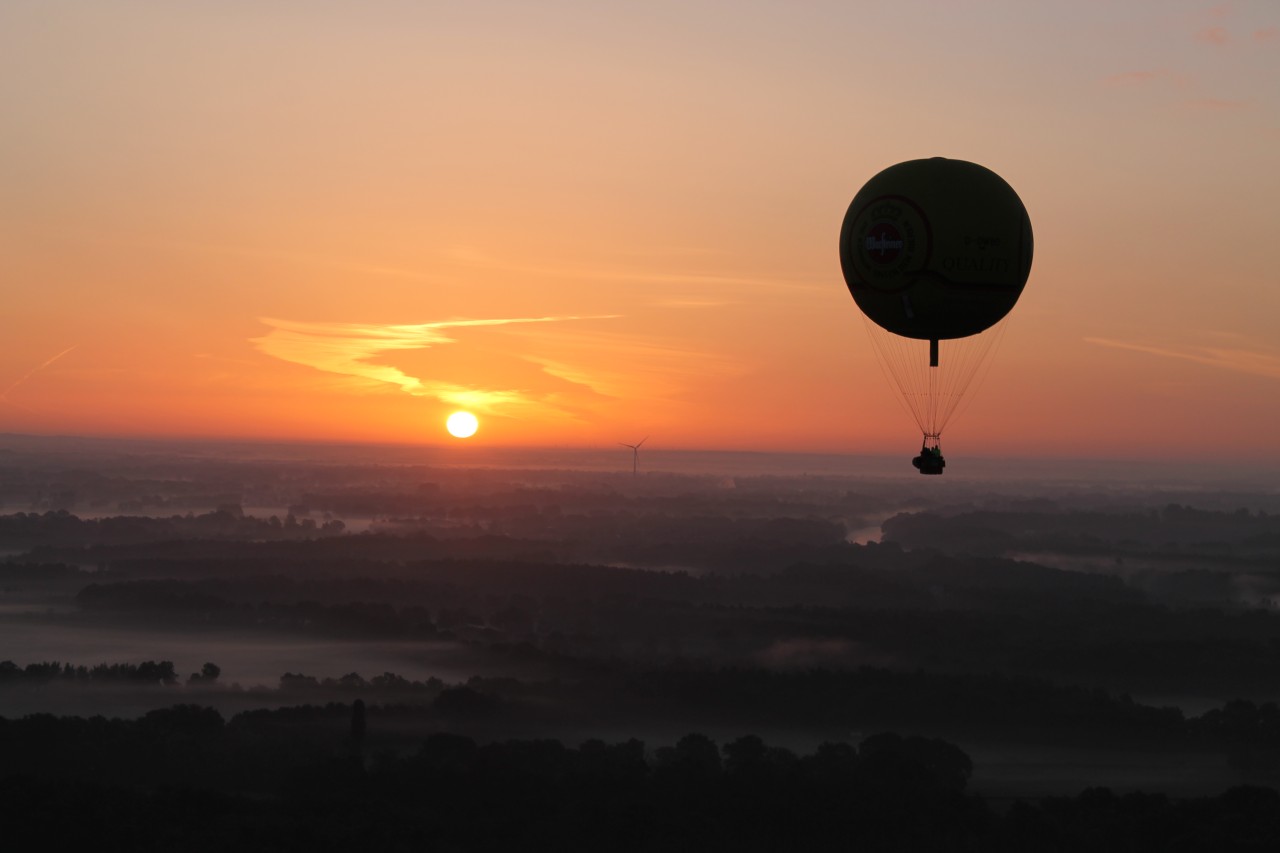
[{"left": 619, "top": 437, "right": 648, "bottom": 476}]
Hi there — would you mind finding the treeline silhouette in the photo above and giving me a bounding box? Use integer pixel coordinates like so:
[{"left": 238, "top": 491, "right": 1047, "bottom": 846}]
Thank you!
[
  {"left": 883, "top": 503, "right": 1280, "bottom": 552},
  {"left": 58, "top": 561, "right": 1280, "bottom": 698},
  {"left": 8, "top": 659, "right": 1280, "bottom": 781},
  {"left": 1, "top": 705, "right": 1277, "bottom": 851},
  {"left": 0, "top": 659, "right": 181, "bottom": 685},
  {"left": 1, "top": 506, "right": 850, "bottom": 574},
  {"left": 0, "top": 508, "right": 345, "bottom": 549},
  {"left": 13, "top": 498, "right": 1280, "bottom": 579}
]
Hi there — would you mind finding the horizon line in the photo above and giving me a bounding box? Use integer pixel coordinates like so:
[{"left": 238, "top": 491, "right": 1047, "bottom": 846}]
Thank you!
[{"left": 1, "top": 430, "right": 1278, "bottom": 472}]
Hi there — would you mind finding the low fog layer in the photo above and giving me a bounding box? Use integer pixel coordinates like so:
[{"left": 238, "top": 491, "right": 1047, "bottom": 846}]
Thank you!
[{"left": 5, "top": 434, "right": 1280, "bottom": 802}]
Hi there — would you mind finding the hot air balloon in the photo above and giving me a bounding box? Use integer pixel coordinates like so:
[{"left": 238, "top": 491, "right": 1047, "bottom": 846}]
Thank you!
[{"left": 839, "top": 158, "right": 1033, "bottom": 474}]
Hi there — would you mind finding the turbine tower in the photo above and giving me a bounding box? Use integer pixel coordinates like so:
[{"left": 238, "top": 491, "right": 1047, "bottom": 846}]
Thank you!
[{"left": 619, "top": 437, "right": 648, "bottom": 476}]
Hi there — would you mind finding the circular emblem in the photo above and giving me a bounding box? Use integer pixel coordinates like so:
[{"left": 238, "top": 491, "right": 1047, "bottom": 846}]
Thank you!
[
  {"left": 843, "top": 195, "right": 930, "bottom": 293},
  {"left": 864, "top": 222, "right": 905, "bottom": 264}
]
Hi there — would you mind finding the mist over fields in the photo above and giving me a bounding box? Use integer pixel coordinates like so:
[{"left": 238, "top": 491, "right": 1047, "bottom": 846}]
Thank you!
[{"left": 5, "top": 434, "right": 1280, "bottom": 846}]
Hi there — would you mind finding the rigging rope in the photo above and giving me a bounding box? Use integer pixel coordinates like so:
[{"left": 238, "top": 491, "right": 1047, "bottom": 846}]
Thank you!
[{"left": 861, "top": 315, "right": 1009, "bottom": 440}]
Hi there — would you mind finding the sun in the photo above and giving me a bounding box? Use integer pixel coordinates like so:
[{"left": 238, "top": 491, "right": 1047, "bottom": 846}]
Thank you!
[{"left": 446, "top": 411, "right": 479, "bottom": 439}]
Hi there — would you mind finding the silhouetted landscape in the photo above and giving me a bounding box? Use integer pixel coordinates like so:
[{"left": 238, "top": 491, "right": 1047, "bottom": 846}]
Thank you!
[{"left": 5, "top": 433, "right": 1280, "bottom": 848}]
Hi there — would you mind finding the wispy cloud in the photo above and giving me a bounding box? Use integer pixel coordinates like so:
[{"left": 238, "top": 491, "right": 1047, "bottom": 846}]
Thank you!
[
  {"left": 1191, "top": 5, "right": 1278, "bottom": 48},
  {"left": 1181, "top": 97, "right": 1250, "bottom": 111},
  {"left": 98, "top": 234, "right": 819, "bottom": 297},
  {"left": 1102, "top": 70, "right": 1163, "bottom": 86},
  {"left": 1101, "top": 69, "right": 1193, "bottom": 91},
  {"left": 1196, "top": 26, "right": 1231, "bottom": 45},
  {"left": 92, "top": 235, "right": 444, "bottom": 283},
  {"left": 445, "top": 247, "right": 824, "bottom": 295},
  {"left": 650, "top": 298, "right": 734, "bottom": 309},
  {"left": 253, "top": 316, "right": 617, "bottom": 415},
  {"left": 1101, "top": 66, "right": 1253, "bottom": 112},
  {"left": 517, "top": 328, "right": 744, "bottom": 401},
  {"left": 1086, "top": 337, "right": 1280, "bottom": 379}
]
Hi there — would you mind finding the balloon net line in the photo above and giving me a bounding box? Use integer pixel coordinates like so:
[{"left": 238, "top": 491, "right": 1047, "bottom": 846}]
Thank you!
[{"left": 861, "top": 316, "right": 1008, "bottom": 440}]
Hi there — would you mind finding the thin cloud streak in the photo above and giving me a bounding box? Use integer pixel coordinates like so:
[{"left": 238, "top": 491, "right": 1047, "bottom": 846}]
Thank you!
[
  {"left": 1102, "top": 69, "right": 1192, "bottom": 89},
  {"left": 1102, "top": 70, "right": 1163, "bottom": 86},
  {"left": 252, "top": 316, "right": 619, "bottom": 415},
  {"left": 1196, "top": 26, "right": 1231, "bottom": 46},
  {"left": 1181, "top": 97, "right": 1249, "bottom": 110},
  {"left": 518, "top": 328, "right": 745, "bottom": 400},
  {"left": 650, "top": 298, "right": 734, "bottom": 308},
  {"left": 90, "top": 235, "right": 445, "bottom": 283},
  {"left": 1101, "top": 68, "right": 1248, "bottom": 114},
  {"left": 111, "top": 233, "right": 821, "bottom": 294},
  {"left": 446, "top": 248, "right": 825, "bottom": 294},
  {"left": 1086, "top": 337, "right": 1280, "bottom": 379},
  {"left": 1, "top": 345, "right": 78, "bottom": 408}
]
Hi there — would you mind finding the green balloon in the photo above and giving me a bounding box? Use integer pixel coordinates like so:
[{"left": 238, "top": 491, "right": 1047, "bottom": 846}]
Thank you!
[{"left": 839, "top": 158, "right": 1033, "bottom": 340}]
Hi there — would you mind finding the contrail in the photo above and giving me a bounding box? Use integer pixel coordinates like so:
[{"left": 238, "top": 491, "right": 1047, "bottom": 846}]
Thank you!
[
  {"left": 1085, "top": 337, "right": 1280, "bottom": 380},
  {"left": 1, "top": 345, "right": 78, "bottom": 404}
]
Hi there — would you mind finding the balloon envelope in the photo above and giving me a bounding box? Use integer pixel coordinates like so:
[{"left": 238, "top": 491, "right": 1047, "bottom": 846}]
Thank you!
[{"left": 839, "top": 158, "right": 1033, "bottom": 341}]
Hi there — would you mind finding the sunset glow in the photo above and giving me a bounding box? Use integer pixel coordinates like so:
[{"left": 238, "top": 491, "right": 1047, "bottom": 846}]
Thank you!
[{"left": 3, "top": 1, "right": 1278, "bottom": 461}]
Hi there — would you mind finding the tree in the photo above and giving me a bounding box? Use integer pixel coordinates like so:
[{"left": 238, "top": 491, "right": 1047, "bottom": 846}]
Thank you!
[
  {"left": 135, "top": 660, "right": 178, "bottom": 685},
  {"left": 349, "top": 699, "right": 367, "bottom": 751},
  {"left": 188, "top": 662, "right": 221, "bottom": 685}
]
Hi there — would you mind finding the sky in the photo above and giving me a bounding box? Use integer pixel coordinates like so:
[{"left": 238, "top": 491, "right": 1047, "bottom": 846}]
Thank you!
[{"left": 3, "top": 1, "right": 1278, "bottom": 461}]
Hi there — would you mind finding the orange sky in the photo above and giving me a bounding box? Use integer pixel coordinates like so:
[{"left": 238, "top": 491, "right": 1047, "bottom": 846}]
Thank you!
[{"left": 3, "top": 1, "right": 1278, "bottom": 461}]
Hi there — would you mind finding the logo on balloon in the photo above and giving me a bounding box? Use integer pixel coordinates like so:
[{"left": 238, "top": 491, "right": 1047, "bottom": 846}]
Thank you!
[
  {"left": 865, "top": 223, "right": 906, "bottom": 264},
  {"left": 846, "top": 197, "right": 923, "bottom": 291}
]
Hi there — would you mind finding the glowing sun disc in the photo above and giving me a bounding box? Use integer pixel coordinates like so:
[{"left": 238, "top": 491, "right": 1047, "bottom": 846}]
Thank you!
[{"left": 446, "top": 411, "right": 479, "bottom": 438}]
